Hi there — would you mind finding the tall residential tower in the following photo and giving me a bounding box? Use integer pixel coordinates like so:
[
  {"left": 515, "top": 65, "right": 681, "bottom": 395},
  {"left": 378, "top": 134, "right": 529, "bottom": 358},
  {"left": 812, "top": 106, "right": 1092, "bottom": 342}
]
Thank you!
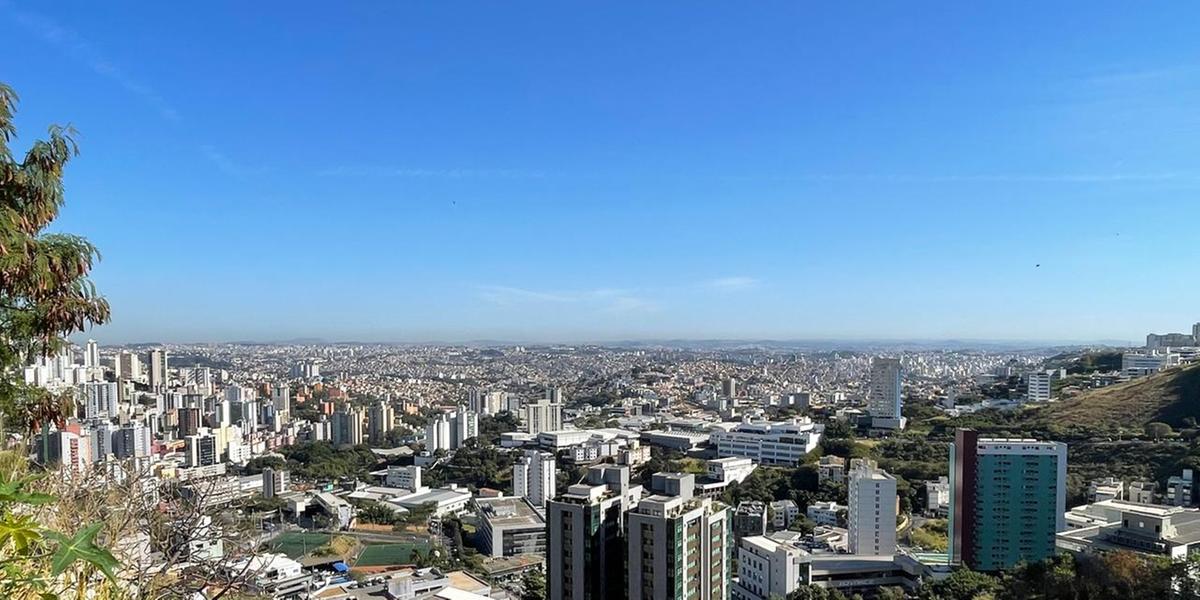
[{"left": 949, "top": 429, "right": 1066, "bottom": 571}]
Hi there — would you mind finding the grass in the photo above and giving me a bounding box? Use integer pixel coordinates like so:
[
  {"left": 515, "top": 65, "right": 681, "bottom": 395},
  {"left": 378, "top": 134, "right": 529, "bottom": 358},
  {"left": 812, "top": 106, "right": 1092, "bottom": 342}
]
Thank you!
[
  {"left": 1037, "top": 364, "right": 1200, "bottom": 430},
  {"left": 265, "top": 532, "right": 333, "bottom": 558},
  {"left": 313, "top": 535, "right": 358, "bottom": 557},
  {"left": 674, "top": 457, "right": 708, "bottom": 475},
  {"left": 354, "top": 541, "right": 431, "bottom": 567}
]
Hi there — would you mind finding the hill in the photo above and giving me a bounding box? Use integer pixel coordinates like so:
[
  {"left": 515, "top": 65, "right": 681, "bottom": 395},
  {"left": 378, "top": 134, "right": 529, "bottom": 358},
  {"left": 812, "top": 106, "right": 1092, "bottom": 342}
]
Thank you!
[{"left": 1038, "top": 363, "right": 1200, "bottom": 431}]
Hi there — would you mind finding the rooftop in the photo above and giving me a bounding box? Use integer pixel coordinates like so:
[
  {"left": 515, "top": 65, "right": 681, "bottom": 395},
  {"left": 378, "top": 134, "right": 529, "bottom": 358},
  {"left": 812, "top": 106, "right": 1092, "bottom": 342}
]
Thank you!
[{"left": 475, "top": 496, "right": 545, "bottom": 528}]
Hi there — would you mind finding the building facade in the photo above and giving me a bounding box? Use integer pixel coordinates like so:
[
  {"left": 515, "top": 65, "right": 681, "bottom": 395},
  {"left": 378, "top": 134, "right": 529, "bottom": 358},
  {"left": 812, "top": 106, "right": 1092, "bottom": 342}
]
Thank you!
[
  {"left": 627, "top": 475, "right": 731, "bottom": 600},
  {"left": 949, "top": 429, "right": 1067, "bottom": 571},
  {"left": 847, "top": 459, "right": 897, "bottom": 556},
  {"left": 547, "top": 465, "right": 639, "bottom": 600},
  {"left": 711, "top": 418, "right": 824, "bottom": 465},
  {"left": 513, "top": 449, "right": 557, "bottom": 508},
  {"left": 867, "top": 358, "right": 905, "bottom": 430}
]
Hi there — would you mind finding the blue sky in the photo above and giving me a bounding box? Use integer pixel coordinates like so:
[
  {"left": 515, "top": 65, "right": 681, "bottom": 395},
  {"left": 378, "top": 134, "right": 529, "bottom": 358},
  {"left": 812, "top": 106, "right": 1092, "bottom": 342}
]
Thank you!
[{"left": 2, "top": 2, "right": 1199, "bottom": 344}]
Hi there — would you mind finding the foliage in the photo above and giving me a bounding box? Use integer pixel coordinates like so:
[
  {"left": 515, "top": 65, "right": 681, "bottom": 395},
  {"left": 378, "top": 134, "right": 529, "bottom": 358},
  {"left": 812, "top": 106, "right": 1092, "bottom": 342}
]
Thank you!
[
  {"left": 355, "top": 500, "right": 401, "bottom": 525},
  {"left": 993, "top": 551, "right": 1184, "bottom": 600},
  {"left": 478, "top": 411, "right": 520, "bottom": 446},
  {"left": 1035, "top": 364, "right": 1200, "bottom": 432},
  {"left": 909, "top": 519, "right": 948, "bottom": 552},
  {"left": 520, "top": 569, "right": 547, "bottom": 600},
  {"left": 424, "top": 442, "right": 516, "bottom": 490},
  {"left": 919, "top": 568, "right": 1001, "bottom": 600},
  {"left": 0, "top": 83, "right": 122, "bottom": 598},
  {"left": 1146, "top": 422, "right": 1174, "bottom": 440},
  {"left": 786, "top": 585, "right": 849, "bottom": 600},
  {"left": 276, "top": 441, "right": 381, "bottom": 480}
]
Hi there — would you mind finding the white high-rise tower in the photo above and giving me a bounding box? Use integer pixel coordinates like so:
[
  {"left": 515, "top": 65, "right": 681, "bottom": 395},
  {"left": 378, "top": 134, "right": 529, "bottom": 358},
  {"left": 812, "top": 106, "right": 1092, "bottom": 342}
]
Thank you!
[
  {"left": 84, "top": 339, "right": 100, "bottom": 369},
  {"left": 847, "top": 458, "right": 897, "bottom": 556},
  {"left": 513, "top": 449, "right": 557, "bottom": 508}
]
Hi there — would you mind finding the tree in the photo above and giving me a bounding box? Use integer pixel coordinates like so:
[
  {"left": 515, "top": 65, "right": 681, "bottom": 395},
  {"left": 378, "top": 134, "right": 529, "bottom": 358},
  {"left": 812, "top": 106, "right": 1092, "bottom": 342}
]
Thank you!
[
  {"left": 520, "top": 569, "right": 546, "bottom": 600},
  {"left": 1146, "top": 422, "right": 1173, "bottom": 440},
  {"left": 787, "top": 585, "right": 848, "bottom": 600},
  {"left": 0, "top": 83, "right": 121, "bottom": 599},
  {"left": 920, "top": 568, "right": 1000, "bottom": 600},
  {"left": 0, "top": 84, "right": 110, "bottom": 442}
]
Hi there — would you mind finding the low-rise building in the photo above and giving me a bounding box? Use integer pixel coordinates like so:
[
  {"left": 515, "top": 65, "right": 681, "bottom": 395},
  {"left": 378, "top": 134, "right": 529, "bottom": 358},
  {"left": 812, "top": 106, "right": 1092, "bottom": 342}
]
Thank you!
[
  {"left": 771, "top": 500, "right": 800, "bottom": 530},
  {"left": 474, "top": 496, "right": 546, "bottom": 558},
  {"left": 314, "top": 492, "right": 354, "bottom": 529},
  {"left": 1058, "top": 500, "right": 1200, "bottom": 560},
  {"left": 732, "top": 535, "right": 809, "bottom": 600},
  {"left": 1129, "top": 481, "right": 1156, "bottom": 504},
  {"left": 228, "top": 553, "right": 312, "bottom": 599},
  {"left": 1168, "top": 469, "right": 1196, "bottom": 507},
  {"left": 709, "top": 456, "right": 756, "bottom": 483},
  {"left": 1121, "top": 351, "right": 1181, "bottom": 379},
  {"left": 1088, "top": 477, "right": 1124, "bottom": 503},
  {"left": 925, "top": 476, "right": 950, "bottom": 516},
  {"left": 734, "top": 501, "right": 769, "bottom": 539},
  {"left": 711, "top": 417, "right": 824, "bottom": 465},
  {"left": 817, "top": 455, "right": 846, "bottom": 485},
  {"left": 385, "top": 465, "right": 423, "bottom": 492},
  {"left": 807, "top": 501, "right": 843, "bottom": 528},
  {"left": 389, "top": 485, "right": 473, "bottom": 518}
]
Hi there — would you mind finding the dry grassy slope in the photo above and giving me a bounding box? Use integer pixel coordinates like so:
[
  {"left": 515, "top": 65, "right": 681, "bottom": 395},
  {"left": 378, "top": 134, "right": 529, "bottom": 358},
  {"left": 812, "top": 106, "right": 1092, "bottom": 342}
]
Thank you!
[{"left": 1038, "top": 363, "right": 1200, "bottom": 430}]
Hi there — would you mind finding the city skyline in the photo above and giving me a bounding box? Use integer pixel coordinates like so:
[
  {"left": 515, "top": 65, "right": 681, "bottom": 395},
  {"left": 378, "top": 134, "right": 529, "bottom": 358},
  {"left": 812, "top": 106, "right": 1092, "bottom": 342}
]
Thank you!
[{"left": 4, "top": 3, "right": 1200, "bottom": 343}]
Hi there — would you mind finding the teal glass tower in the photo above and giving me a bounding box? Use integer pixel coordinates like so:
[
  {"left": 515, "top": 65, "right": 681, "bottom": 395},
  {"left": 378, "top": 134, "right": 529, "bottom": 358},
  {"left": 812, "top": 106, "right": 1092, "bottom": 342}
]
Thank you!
[{"left": 949, "top": 429, "right": 1066, "bottom": 571}]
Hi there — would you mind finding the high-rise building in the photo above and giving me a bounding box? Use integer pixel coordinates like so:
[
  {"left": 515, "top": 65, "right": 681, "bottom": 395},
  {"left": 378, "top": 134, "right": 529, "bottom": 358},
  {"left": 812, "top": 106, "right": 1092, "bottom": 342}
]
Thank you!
[
  {"left": 271, "top": 384, "right": 290, "bottom": 413},
  {"left": 185, "top": 433, "right": 218, "bottom": 468},
  {"left": 84, "top": 339, "right": 100, "bottom": 369},
  {"left": 1026, "top": 371, "right": 1052, "bottom": 402},
  {"left": 545, "top": 386, "right": 564, "bottom": 404},
  {"left": 425, "top": 413, "right": 453, "bottom": 452},
  {"left": 114, "top": 350, "right": 141, "bottom": 381},
  {"left": 547, "top": 465, "right": 640, "bottom": 600},
  {"left": 469, "top": 389, "right": 506, "bottom": 415},
  {"left": 452, "top": 408, "right": 479, "bottom": 448},
  {"left": 425, "top": 409, "right": 479, "bottom": 451},
  {"left": 290, "top": 360, "right": 321, "bottom": 379},
  {"left": 331, "top": 407, "right": 365, "bottom": 446},
  {"left": 627, "top": 473, "right": 731, "bottom": 600},
  {"left": 513, "top": 449, "right": 557, "bottom": 508},
  {"left": 36, "top": 429, "right": 91, "bottom": 472},
  {"left": 526, "top": 397, "right": 563, "bottom": 435},
  {"left": 178, "top": 407, "right": 202, "bottom": 437},
  {"left": 147, "top": 348, "right": 168, "bottom": 391},
  {"left": 949, "top": 429, "right": 1066, "bottom": 571},
  {"left": 722, "top": 377, "right": 738, "bottom": 398},
  {"left": 112, "top": 423, "right": 151, "bottom": 459},
  {"left": 89, "top": 422, "right": 117, "bottom": 464},
  {"left": 367, "top": 400, "right": 395, "bottom": 444},
  {"left": 79, "top": 382, "right": 119, "bottom": 421},
  {"left": 847, "top": 458, "right": 897, "bottom": 556},
  {"left": 867, "top": 357, "right": 905, "bottom": 430},
  {"left": 263, "top": 468, "right": 289, "bottom": 499}
]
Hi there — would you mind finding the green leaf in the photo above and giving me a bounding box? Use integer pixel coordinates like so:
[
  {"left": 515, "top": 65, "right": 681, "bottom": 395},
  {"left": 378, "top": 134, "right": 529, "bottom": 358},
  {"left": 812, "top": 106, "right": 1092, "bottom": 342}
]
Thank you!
[
  {"left": 0, "top": 513, "right": 42, "bottom": 552},
  {"left": 43, "top": 522, "right": 119, "bottom": 582},
  {"left": 0, "top": 475, "right": 56, "bottom": 505}
]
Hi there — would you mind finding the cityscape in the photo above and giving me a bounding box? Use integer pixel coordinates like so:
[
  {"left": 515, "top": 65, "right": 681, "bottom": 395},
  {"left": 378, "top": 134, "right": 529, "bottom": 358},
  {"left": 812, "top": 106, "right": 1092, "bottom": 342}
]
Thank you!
[
  {"left": 3, "top": 3, "right": 1200, "bottom": 600},
  {"left": 18, "top": 326, "right": 1200, "bottom": 599}
]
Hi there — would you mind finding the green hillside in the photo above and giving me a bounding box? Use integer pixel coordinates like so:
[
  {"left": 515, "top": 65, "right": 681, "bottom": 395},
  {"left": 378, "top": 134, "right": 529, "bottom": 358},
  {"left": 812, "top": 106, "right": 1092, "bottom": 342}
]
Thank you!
[{"left": 1038, "top": 363, "right": 1200, "bottom": 431}]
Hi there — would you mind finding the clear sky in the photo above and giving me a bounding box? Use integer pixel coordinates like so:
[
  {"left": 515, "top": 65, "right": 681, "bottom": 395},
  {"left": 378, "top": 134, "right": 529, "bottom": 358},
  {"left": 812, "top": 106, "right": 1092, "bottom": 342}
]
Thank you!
[{"left": 2, "top": 2, "right": 1198, "bottom": 344}]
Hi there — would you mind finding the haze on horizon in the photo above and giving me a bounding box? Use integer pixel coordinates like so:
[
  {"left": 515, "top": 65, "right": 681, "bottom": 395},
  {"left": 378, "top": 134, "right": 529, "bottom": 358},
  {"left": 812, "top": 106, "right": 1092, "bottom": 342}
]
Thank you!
[{"left": 3, "top": 2, "right": 1198, "bottom": 345}]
